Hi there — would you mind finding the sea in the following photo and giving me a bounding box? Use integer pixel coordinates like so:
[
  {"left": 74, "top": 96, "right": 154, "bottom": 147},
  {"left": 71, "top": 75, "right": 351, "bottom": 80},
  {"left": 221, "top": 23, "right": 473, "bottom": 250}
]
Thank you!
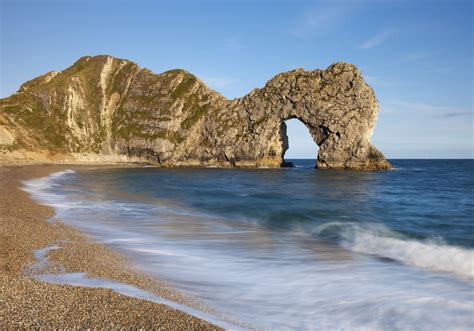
[{"left": 24, "top": 159, "right": 474, "bottom": 330}]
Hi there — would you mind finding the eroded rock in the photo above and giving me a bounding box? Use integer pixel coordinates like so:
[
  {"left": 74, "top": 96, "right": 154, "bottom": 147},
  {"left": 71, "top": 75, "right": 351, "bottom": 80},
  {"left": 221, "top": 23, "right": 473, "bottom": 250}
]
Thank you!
[
  {"left": 0, "top": 55, "right": 391, "bottom": 169},
  {"left": 0, "top": 126, "right": 14, "bottom": 145}
]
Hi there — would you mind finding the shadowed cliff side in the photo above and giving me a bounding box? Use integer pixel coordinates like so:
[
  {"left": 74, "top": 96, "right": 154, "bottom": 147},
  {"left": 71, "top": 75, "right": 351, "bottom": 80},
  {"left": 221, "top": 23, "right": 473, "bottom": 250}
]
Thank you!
[{"left": 0, "top": 55, "right": 391, "bottom": 169}]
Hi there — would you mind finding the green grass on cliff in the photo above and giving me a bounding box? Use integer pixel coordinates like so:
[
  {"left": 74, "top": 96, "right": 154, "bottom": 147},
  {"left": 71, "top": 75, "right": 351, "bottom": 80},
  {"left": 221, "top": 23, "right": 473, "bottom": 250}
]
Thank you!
[
  {"left": 171, "top": 75, "right": 197, "bottom": 99},
  {"left": 113, "top": 103, "right": 185, "bottom": 144},
  {"left": 2, "top": 100, "right": 70, "bottom": 151},
  {"left": 2, "top": 59, "right": 218, "bottom": 152},
  {"left": 181, "top": 105, "right": 207, "bottom": 129}
]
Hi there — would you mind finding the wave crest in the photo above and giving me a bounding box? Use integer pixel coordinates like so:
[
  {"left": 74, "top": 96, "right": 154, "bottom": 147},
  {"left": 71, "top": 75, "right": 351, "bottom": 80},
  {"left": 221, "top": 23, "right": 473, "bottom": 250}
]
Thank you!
[{"left": 313, "top": 222, "right": 474, "bottom": 278}]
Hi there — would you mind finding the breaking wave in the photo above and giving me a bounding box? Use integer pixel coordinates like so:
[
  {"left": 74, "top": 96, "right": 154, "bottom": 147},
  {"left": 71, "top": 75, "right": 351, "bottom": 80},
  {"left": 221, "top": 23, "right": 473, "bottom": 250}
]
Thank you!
[
  {"left": 24, "top": 169, "right": 76, "bottom": 190},
  {"left": 21, "top": 163, "right": 474, "bottom": 330},
  {"left": 313, "top": 222, "right": 474, "bottom": 278}
]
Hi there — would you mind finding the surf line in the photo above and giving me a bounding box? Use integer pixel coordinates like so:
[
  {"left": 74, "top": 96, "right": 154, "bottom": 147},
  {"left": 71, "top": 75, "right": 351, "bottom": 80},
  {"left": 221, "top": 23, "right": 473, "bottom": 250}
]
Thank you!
[{"left": 25, "top": 244, "right": 248, "bottom": 330}]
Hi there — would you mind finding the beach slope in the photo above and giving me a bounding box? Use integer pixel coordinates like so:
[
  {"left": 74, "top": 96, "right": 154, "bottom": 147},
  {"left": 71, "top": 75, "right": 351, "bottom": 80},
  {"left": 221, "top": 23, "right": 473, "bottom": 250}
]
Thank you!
[{"left": 0, "top": 165, "right": 221, "bottom": 329}]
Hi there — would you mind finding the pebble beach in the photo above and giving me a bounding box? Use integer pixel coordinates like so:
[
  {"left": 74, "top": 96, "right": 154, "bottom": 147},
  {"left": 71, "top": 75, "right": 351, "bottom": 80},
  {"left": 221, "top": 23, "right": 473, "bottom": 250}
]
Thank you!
[{"left": 0, "top": 165, "right": 222, "bottom": 329}]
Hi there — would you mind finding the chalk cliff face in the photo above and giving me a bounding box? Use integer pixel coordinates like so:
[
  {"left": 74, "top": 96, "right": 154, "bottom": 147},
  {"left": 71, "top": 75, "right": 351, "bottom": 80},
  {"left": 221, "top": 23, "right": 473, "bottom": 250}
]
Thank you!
[{"left": 0, "top": 55, "right": 391, "bottom": 169}]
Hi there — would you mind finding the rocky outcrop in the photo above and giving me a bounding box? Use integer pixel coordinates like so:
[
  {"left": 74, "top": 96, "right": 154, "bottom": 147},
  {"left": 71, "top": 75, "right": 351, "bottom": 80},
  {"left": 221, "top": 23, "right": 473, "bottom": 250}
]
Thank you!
[{"left": 0, "top": 55, "right": 391, "bottom": 169}]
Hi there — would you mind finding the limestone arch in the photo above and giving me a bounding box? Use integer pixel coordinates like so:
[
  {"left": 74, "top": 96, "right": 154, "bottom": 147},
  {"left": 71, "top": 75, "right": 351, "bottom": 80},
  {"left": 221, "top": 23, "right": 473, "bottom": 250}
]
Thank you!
[
  {"left": 235, "top": 63, "right": 391, "bottom": 170},
  {"left": 279, "top": 116, "right": 321, "bottom": 167}
]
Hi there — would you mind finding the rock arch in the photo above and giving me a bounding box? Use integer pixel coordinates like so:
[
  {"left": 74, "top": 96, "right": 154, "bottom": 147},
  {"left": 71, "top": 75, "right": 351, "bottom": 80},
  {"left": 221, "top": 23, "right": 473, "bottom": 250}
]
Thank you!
[
  {"left": 279, "top": 117, "right": 320, "bottom": 166},
  {"left": 222, "top": 62, "right": 392, "bottom": 169},
  {"left": 0, "top": 55, "right": 391, "bottom": 170}
]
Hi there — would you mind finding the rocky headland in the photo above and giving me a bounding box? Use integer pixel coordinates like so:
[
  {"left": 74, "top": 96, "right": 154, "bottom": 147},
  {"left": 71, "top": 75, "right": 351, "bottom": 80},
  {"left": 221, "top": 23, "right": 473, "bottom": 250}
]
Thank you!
[{"left": 0, "top": 55, "right": 391, "bottom": 170}]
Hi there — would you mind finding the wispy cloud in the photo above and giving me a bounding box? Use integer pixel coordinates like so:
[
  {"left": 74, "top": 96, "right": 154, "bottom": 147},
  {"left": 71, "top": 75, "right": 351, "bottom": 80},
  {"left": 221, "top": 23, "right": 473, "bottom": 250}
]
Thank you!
[
  {"left": 426, "top": 66, "right": 452, "bottom": 74},
  {"left": 382, "top": 101, "right": 472, "bottom": 118},
  {"left": 360, "top": 29, "right": 394, "bottom": 49},
  {"left": 290, "top": 1, "right": 360, "bottom": 38},
  {"left": 443, "top": 111, "right": 472, "bottom": 118},
  {"left": 359, "top": 68, "right": 397, "bottom": 88},
  {"left": 361, "top": 74, "right": 391, "bottom": 88},
  {"left": 363, "top": 74, "right": 378, "bottom": 84},
  {"left": 224, "top": 38, "right": 243, "bottom": 49},
  {"left": 401, "top": 51, "right": 431, "bottom": 62},
  {"left": 200, "top": 76, "right": 237, "bottom": 89}
]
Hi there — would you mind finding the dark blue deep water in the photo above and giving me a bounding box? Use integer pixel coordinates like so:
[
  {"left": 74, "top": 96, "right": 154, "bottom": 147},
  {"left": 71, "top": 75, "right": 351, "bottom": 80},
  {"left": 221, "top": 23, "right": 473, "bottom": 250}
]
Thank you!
[{"left": 25, "top": 160, "right": 474, "bottom": 330}]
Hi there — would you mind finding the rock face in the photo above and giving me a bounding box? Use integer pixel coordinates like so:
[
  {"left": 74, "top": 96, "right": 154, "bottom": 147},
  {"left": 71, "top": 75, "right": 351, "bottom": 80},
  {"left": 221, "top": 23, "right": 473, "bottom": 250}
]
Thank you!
[{"left": 0, "top": 55, "right": 391, "bottom": 169}]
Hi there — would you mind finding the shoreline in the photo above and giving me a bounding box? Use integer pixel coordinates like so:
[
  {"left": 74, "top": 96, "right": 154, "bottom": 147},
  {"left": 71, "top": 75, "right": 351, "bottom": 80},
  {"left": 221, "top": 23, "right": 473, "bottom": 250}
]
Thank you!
[{"left": 0, "top": 165, "right": 223, "bottom": 329}]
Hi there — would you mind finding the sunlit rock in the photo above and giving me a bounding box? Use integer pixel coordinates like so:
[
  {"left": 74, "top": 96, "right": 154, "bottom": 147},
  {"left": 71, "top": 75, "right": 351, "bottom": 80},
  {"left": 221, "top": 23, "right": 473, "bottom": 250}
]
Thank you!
[{"left": 0, "top": 55, "right": 391, "bottom": 169}]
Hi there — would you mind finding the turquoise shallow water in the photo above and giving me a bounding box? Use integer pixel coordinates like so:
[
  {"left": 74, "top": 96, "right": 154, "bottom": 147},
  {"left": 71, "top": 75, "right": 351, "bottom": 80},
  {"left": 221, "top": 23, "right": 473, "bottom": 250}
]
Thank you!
[{"left": 24, "top": 160, "right": 474, "bottom": 330}]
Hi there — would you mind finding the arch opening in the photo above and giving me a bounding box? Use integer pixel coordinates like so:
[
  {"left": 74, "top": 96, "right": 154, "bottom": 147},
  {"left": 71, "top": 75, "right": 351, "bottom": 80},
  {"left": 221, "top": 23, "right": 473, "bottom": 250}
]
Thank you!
[{"left": 281, "top": 118, "right": 319, "bottom": 168}]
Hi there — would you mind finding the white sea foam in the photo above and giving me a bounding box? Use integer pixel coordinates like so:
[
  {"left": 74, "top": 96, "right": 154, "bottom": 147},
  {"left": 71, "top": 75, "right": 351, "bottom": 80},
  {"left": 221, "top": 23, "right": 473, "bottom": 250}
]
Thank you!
[
  {"left": 23, "top": 169, "right": 76, "bottom": 195},
  {"left": 131, "top": 247, "right": 192, "bottom": 258},
  {"left": 27, "top": 245, "right": 246, "bottom": 330},
  {"left": 103, "top": 238, "right": 142, "bottom": 243},
  {"left": 313, "top": 222, "right": 474, "bottom": 278},
  {"left": 51, "top": 169, "right": 76, "bottom": 177},
  {"left": 22, "top": 169, "right": 474, "bottom": 330}
]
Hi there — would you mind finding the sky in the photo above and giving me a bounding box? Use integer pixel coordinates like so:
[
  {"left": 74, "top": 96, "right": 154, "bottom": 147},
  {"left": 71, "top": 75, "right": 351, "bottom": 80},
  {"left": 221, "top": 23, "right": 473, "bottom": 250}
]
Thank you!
[{"left": 1, "top": 0, "right": 472, "bottom": 159}]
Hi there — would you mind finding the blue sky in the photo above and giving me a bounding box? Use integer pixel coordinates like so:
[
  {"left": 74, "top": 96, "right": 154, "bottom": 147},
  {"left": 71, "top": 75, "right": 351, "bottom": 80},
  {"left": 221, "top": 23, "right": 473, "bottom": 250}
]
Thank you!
[{"left": 1, "top": 0, "right": 472, "bottom": 158}]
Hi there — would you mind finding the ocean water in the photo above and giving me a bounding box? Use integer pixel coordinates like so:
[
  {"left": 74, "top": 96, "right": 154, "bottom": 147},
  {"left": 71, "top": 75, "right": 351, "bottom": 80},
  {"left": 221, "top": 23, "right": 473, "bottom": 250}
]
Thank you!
[
  {"left": 24, "top": 160, "right": 474, "bottom": 330},
  {"left": 27, "top": 246, "right": 238, "bottom": 329}
]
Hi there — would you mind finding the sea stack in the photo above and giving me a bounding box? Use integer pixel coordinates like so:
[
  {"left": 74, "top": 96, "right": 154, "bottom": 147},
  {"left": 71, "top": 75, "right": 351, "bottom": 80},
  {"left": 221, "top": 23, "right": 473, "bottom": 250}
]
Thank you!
[{"left": 0, "top": 55, "right": 391, "bottom": 169}]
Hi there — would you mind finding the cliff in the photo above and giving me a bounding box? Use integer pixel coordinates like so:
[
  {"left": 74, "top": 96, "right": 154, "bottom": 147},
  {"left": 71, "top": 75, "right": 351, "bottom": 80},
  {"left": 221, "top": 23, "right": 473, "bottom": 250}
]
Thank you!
[{"left": 0, "top": 55, "right": 391, "bottom": 169}]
